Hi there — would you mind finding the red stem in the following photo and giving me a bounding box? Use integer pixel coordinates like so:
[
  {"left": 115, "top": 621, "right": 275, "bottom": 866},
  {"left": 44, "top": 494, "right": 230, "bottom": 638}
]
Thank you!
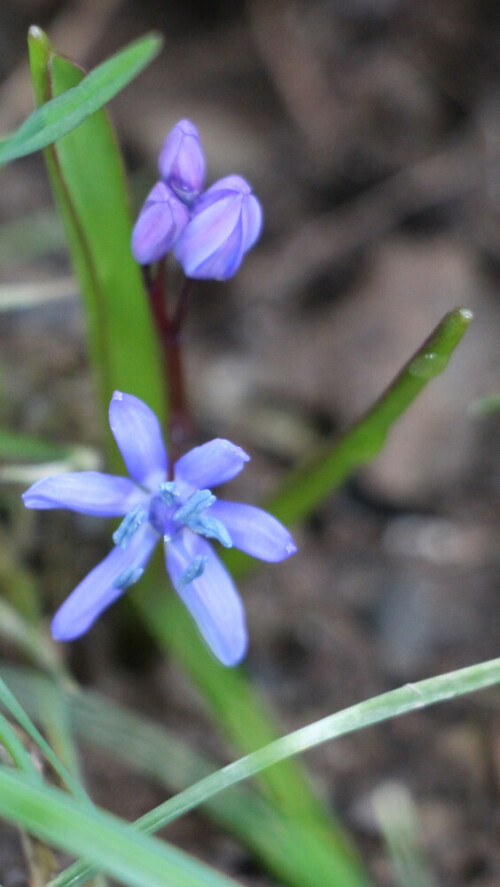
[{"left": 146, "top": 264, "right": 194, "bottom": 466}]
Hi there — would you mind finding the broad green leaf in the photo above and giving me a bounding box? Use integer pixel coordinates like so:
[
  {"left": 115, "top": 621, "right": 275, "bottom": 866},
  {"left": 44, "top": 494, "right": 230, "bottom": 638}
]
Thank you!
[
  {"left": 30, "top": 32, "right": 368, "bottom": 887},
  {"left": 28, "top": 27, "right": 165, "bottom": 445},
  {"left": 0, "top": 766, "right": 241, "bottom": 887},
  {"left": 2, "top": 665, "right": 363, "bottom": 887},
  {"left": 9, "top": 654, "right": 500, "bottom": 887},
  {"left": 0, "top": 32, "right": 162, "bottom": 167}
]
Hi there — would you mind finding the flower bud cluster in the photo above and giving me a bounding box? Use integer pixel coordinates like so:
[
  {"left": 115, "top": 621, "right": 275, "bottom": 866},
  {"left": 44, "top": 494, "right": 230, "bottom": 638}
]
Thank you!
[{"left": 131, "top": 119, "right": 262, "bottom": 280}]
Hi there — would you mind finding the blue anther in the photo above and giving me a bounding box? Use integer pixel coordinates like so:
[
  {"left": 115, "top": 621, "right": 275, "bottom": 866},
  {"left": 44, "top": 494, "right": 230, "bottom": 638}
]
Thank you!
[
  {"left": 113, "top": 566, "right": 144, "bottom": 590},
  {"left": 179, "top": 555, "right": 209, "bottom": 589},
  {"left": 112, "top": 505, "right": 147, "bottom": 550},
  {"left": 174, "top": 489, "right": 215, "bottom": 524},
  {"left": 159, "top": 481, "right": 179, "bottom": 505},
  {"left": 189, "top": 515, "right": 232, "bottom": 548}
]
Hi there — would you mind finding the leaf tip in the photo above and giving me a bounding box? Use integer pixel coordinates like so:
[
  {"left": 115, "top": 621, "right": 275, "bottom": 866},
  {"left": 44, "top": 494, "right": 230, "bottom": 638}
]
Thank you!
[{"left": 28, "top": 25, "right": 50, "bottom": 49}]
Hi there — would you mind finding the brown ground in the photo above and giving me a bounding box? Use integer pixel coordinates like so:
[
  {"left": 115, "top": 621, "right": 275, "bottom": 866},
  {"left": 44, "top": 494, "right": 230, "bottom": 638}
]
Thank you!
[{"left": 1, "top": 1, "right": 500, "bottom": 885}]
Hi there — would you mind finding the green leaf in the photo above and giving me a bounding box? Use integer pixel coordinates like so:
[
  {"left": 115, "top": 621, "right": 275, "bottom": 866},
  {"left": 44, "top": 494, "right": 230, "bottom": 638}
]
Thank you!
[
  {"left": 2, "top": 665, "right": 362, "bottom": 887},
  {"left": 225, "top": 308, "right": 473, "bottom": 577},
  {"left": 0, "top": 32, "right": 162, "bottom": 167},
  {"left": 0, "top": 676, "right": 88, "bottom": 803},
  {"left": 0, "top": 766, "right": 242, "bottom": 887},
  {"left": 28, "top": 27, "right": 165, "bottom": 449},
  {"left": 7, "top": 654, "right": 500, "bottom": 887},
  {"left": 0, "top": 709, "right": 41, "bottom": 778}
]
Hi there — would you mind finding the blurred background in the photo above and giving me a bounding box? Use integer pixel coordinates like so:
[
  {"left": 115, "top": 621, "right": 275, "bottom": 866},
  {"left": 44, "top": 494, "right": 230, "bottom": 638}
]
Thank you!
[{"left": 1, "top": 1, "right": 500, "bottom": 884}]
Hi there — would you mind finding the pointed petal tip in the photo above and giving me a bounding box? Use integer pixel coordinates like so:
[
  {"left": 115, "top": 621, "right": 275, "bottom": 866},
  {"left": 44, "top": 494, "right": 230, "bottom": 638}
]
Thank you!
[
  {"left": 51, "top": 615, "right": 80, "bottom": 642},
  {"left": 217, "top": 632, "right": 248, "bottom": 667}
]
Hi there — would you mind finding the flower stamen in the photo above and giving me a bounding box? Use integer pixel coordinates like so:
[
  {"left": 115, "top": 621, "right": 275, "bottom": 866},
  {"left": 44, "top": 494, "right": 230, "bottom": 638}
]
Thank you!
[
  {"left": 174, "top": 489, "right": 215, "bottom": 523},
  {"left": 179, "top": 554, "right": 209, "bottom": 589},
  {"left": 189, "top": 514, "right": 232, "bottom": 548},
  {"left": 113, "top": 565, "right": 145, "bottom": 590},
  {"left": 112, "top": 505, "right": 147, "bottom": 550}
]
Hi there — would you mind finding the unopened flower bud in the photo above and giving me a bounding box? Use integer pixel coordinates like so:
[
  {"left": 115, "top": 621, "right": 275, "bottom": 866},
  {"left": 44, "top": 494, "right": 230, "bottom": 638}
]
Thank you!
[
  {"left": 158, "top": 119, "right": 205, "bottom": 204},
  {"left": 131, "top": 181, "right": 189, "bottom": 265},
  {"left": 174, "top": 175, "right": 263, "bottom": 280}
]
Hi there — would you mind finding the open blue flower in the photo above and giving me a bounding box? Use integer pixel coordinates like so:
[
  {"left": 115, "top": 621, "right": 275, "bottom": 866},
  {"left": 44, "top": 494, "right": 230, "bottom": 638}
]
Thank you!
[{"left": 22, "top": 392, "right": 296, "bottom": 666}]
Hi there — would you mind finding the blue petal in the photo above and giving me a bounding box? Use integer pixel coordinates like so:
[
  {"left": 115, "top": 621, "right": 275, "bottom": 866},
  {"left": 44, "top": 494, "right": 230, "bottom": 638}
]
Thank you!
[
  {"left": 158, "top": 119, "right": 205, "bottom": 203},
  {"left": 166, "top": 533, "right": 247, "bottom": 666},
  {"left": 22, "top": 472, "right": 144, "bottom": 517},
  {"left": 109, "top": 392, "right": 168, "bottom": 488},
  {"left": 210, "top": 500, "right": 297, "bottom": 562},
  {"left": 241, "top": 194, "right": 263, "bottom": 252},
  {"left": 131, "top": 181, "right": 189, "bottom": 265},
  {"left": 52, "top": 524, "right": 158, "bottom": 641},
  {"left": 174, "top": 196, "right": 242, "bottom": 279},
  {"left": 174, "top": 439, "right": 249, "bottom": 492}
]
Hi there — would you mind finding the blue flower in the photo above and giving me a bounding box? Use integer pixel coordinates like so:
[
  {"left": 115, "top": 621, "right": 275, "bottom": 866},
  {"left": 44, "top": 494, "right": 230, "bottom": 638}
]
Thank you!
[
  {"left": 132, "top": 120, "right": 263, "bottom": 279},
  {"left": 22, "top": 392, "right": 296, "bottom": 666},
  {"left": 174, "top": 175, "right": 263, "bottom": 280},
  {"left": 131, "top": 181, "right": 190, "bottom": 265},
  {"left": 158, "top": 119, "right": 205, "bottom": 204}
]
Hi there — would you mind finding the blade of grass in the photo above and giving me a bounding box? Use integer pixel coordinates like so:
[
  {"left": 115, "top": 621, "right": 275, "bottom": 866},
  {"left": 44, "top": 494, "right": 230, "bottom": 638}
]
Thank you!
[
  {"left": 2, "top": 665, "right": 362, "bottom": 887},
  {"left": 226, "top": 307, "right": 474, "bottom": 576},
  {"left": 0, "top": 676, "right": 88, "bottom": 803},
  {"left": 0, "top": 710, "right": 41, "bottom": 778},
  {"left": 46, "top": 655, "right": 500, "bottom": 887},
  {"left": 0, "top": 766, "right": 242, "bottom": 887},
  {"left": 0, "top": 32, "right": 162, "bottom": 166}
]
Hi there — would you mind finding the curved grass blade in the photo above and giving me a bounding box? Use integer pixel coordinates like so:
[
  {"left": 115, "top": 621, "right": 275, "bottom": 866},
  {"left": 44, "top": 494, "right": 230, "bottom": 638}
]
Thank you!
[
  {"left": 0, "top": 32, "right": 162, "bottom": 167},
  {"left": 46, "top": 655, "right": 500, "bottom": 887},
  {"left": 224, "top": 307, "right": 473, "bottom": 576},
  {"left": 2, "top": 665, "right": 362, "bottom": 887},
  {"left": 0, "top": 767, "right": 242, "bottom": 887},
  {"left": 0, "top": 676, "right": 88, "bottom": 803}
]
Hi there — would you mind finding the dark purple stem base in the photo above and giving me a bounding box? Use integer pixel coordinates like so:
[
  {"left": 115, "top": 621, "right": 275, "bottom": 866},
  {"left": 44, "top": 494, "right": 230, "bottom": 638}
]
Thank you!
[{"left": 146, "top": 261, "right": 194, "bottom": 468}]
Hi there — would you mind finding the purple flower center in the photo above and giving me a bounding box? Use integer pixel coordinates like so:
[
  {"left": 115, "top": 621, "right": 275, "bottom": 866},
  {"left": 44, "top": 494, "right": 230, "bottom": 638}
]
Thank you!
[{"left": 113, "top": 482, "right": 233, "bottom": 587}]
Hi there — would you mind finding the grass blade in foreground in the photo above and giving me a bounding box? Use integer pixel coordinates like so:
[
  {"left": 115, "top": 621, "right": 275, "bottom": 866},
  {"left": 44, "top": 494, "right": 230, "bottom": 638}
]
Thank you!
[
  {"left": 30, "top": 31, "right": 367, "bottom": 887},
  {"left": 1, "top": 665, "right": 350, "bottom": 887},
  {"left": 0, "top": 768, "right": 242, "bottom": 887},
  {"left": 0, "top": 676, "right": 88, "bottom": 803},
  {"left": 47, "top": 655, "right": 500, "bottom": 887},
  {"left": 0, "top": 32, "right": 162, "bottom": 167}
]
